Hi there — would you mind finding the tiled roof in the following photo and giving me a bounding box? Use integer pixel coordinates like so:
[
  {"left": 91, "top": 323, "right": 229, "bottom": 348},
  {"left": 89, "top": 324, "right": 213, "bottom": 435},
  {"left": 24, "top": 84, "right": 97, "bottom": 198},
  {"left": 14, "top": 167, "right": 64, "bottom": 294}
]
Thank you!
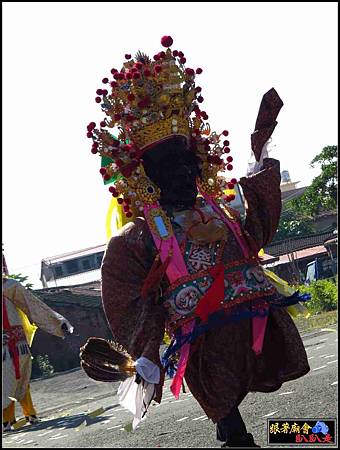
[
  {"left": 281, "top": 186, "right": 307, "bottom": 203},
  {"left": 265, "top": 231, "right": 335, "bottom": 257},
  {"left": 34, "top": 282, "right": 102, "bottom": 308}
]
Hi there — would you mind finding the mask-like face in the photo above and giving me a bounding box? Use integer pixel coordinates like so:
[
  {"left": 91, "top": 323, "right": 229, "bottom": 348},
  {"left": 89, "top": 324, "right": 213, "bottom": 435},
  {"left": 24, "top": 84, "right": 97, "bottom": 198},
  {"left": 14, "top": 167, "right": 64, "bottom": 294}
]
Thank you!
[{"left": 142, "top": 137, "right": 200, "bottom": 210}]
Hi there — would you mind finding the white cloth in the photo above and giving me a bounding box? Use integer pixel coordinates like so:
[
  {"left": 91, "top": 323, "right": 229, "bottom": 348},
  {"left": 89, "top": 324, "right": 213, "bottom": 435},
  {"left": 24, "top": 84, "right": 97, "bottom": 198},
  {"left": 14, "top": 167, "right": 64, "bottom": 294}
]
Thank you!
[
  {"left": 117, "top": 356, "right": 160, "bottom": 431},
  {"left": 116, "top": 357, "right": 158, "bottom": 430},
  {"left": 246, "top": 139, "right": 271, "bottom": 176},
  {"left": 117, "top": 376, "right": 155, "bottom": 431}
]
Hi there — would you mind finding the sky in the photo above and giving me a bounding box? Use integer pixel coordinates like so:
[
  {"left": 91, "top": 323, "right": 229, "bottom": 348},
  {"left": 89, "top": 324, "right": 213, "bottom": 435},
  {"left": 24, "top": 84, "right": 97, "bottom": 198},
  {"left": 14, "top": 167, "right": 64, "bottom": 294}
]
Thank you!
[{"left": 3, "top": 2, "right": 338, "bottom": 288}]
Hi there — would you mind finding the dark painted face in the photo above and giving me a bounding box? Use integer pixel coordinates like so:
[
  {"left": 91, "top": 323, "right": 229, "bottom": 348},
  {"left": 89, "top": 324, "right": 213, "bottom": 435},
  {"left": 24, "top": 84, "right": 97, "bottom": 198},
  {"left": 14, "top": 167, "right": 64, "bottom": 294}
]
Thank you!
[{"left": 142, "top": 138, "right": 200, "bottom": 210}]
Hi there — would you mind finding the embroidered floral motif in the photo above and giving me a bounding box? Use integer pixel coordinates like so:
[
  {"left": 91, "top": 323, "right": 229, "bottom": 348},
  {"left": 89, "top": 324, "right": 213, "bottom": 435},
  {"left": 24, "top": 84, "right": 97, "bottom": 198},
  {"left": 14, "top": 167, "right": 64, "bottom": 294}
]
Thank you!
[
  {"left": 163, "top": 257, "right": 278, "bottom": 330},
  {"left": 174, "top": 286, "right": 201, "bottom": 314},
  {"left": 225, "top": 271, "right": 243, "bottom": 286}
]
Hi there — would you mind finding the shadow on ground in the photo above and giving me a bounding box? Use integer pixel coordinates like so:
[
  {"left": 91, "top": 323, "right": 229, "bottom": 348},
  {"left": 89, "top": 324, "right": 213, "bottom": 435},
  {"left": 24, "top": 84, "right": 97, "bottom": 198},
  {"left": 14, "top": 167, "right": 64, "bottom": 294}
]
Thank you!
[{"left": 4, "top": 404, "right": 119, "bottom": 437}]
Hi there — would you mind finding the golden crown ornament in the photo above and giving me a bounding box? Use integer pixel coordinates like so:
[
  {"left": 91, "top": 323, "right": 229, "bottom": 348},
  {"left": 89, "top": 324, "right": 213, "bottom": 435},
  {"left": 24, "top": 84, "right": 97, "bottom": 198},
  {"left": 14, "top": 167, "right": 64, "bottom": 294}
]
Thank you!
[{"left": 87, "top": 36, "right": 237, "bottom": 218}]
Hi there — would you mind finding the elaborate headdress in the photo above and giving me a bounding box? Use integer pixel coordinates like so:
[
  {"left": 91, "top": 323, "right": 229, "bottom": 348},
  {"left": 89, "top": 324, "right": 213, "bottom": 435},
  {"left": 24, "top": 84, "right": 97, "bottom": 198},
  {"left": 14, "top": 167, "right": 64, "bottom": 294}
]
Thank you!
[{"left": 87, "top": 36, "right": 237, "bottom": 219}]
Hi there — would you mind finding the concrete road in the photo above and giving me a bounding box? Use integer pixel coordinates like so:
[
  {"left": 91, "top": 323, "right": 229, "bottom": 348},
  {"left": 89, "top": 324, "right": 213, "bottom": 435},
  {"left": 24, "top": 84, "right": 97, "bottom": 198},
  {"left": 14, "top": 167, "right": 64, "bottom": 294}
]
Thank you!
[{"left": 2, "top": 328, "right": 337, "bottom": 448}]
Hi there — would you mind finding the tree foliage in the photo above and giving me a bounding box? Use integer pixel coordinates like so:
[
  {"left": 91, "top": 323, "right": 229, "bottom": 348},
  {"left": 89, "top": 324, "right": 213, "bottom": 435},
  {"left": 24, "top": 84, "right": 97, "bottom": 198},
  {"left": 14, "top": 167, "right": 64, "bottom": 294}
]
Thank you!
[
  {"left": 291, "top": 145, "right": 337, "bottom": 217},
  {"left": 273, "top": 204, "right": 314, "bottom": 242},
  {"left": 7, "top": 273, "right": 33, "bottom": 289}
]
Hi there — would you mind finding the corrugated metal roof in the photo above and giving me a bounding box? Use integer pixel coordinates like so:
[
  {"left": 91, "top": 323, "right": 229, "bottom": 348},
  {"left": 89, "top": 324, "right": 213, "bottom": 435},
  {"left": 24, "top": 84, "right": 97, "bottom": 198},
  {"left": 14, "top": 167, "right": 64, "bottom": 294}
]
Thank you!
[{"left": 268, "top": 245, "right": 327, "bottom": 267}]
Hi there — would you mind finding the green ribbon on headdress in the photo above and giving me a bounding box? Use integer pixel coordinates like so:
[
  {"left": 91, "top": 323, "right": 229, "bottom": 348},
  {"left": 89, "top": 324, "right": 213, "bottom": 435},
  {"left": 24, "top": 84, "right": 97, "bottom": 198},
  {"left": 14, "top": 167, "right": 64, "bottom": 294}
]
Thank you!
[{"left": 100, "top": 136, "right": 129, "bottom": 185}]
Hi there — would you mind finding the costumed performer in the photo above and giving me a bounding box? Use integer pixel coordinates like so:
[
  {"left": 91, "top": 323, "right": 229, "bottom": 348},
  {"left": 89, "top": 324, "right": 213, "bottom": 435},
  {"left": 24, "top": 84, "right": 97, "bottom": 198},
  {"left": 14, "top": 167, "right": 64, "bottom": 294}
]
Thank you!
[
  {"left": 79, "top": 36, "right": 311, "bottom": 447},
  {"left": 2, "top": 262, "right": 73, "bottom": 432}
]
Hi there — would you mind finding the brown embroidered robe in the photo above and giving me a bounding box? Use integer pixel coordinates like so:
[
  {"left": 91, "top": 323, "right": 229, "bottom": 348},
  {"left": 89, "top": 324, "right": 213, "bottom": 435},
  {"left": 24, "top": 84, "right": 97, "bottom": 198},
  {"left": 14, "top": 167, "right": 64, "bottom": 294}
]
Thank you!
[{"left": 101, "top": 158, "right": 310, "bottom": 422}]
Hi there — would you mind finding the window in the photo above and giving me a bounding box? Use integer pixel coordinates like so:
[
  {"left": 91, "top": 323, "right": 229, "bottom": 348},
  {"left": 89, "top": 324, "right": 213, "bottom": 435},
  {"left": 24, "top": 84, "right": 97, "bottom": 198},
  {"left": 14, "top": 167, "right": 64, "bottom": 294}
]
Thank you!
[
  {"left": 54, "top": 266, "right": 63, "bottom": 278},
  {"left": 65, "top": 259, "right": 79, "bottom": 274},
  {"left": 81, "top": 259, "right": 92, "bottom": 270},
  {"left": 95, "top": 252, "right": 104, "bottom": 268}
]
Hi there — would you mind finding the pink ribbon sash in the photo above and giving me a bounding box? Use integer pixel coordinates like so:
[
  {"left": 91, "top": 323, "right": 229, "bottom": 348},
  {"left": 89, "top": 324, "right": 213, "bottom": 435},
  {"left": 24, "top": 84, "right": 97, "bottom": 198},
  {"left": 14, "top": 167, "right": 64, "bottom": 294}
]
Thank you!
[
  {"left": 197, "top": 192, "right": 268, "bottom": 356},
  {"left": 144, "top": 203, "right": 192, "bottom": 398}
]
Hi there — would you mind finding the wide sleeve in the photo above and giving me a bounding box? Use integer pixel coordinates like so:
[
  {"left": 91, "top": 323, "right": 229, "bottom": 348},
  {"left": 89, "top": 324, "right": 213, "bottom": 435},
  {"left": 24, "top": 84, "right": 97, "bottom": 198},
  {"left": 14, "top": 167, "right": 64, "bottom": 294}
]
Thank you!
[
  {"left": 101, "top": 219, "right": 166, "bottom": 368},
  {"left": 3, "top": 278, "right": 71, "bottom": 338},
  {"left": 239, "top": 158, "right": 282, "bottom": 252}
]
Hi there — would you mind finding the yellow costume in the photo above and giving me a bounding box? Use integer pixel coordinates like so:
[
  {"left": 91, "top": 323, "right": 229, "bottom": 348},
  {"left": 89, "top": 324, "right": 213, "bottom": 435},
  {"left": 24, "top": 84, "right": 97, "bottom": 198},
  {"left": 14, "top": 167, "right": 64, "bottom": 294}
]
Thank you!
[{"left": 2, "top": 278, "right": 73, "bottom": 428}]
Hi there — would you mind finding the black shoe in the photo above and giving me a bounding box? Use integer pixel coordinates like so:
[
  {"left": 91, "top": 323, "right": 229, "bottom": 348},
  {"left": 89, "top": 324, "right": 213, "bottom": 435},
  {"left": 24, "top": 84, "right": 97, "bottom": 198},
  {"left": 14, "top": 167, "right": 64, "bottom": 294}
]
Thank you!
[
  {"left": 3, "top": 422, "right": 13, "bottom": 432},
  {"left": 221, "top": 433, "right": 261, "bottom": 448},
  {"left": 25, "top": 415, "right": 40, "bottom": 424}
]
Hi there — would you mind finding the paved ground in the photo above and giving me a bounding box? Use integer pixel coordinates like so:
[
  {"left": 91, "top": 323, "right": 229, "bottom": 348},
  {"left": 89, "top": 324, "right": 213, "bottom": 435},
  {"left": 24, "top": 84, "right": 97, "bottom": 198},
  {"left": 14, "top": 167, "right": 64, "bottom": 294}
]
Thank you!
[{"left": 2, "top": 327, "right": 338, "bottom": 448}]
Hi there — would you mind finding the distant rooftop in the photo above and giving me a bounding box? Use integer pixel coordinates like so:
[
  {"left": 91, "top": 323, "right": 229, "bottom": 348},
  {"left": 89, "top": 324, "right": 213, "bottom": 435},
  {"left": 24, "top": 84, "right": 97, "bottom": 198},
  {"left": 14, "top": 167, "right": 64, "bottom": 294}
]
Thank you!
[
  {"left": 265, "top": 245, "right": 327, "bottom": 268},
  {"left": 281, "top": 185, "right": 308, "bottom": 202},
  {"left": 34, "top": 281, "right": 102, "bottom": 309},
  {"left": 41, "top": 269, "right": 102, "bottom": 288},
  {"left": 265, "top": 231, "right": 335, "bottom": 257},
  {"left": 42, "top": 244, "right": 106, "bottom": 264}
]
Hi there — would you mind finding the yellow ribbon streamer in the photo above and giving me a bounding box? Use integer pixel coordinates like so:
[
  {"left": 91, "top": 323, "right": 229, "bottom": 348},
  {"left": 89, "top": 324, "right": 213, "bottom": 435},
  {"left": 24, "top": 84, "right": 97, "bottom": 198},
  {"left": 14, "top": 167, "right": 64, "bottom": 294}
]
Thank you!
[{"left": 17, "top": 308, "right": 37, "bottom": 347}]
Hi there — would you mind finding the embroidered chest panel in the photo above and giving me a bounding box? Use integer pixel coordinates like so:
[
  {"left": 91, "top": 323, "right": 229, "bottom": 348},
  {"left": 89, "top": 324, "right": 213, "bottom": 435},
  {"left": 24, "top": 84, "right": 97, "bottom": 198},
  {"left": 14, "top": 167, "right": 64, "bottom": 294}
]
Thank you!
[
  {"left": 183, "top": 240, "right": 223, "bottom": 274},
  {"left": 162, "top": 254, "right": 277, "bottom": 330}
]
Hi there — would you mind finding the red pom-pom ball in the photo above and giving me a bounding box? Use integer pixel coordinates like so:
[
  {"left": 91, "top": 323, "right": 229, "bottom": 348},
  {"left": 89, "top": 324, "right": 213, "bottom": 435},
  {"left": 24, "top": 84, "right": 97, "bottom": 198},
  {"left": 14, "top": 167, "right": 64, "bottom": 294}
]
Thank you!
[
  {"left": 125, "top": 54, "right": 132, "bottom": 60},
  {"left": 99, "top": 167, "right": 107, "bottom": 175},
  {"left": 100, "top": 121, "right": 106, "bottom": 127},
  {"left": 196, "top": 68, "right": 203, "bottom": 74},
  {"left": 117, "top": 198, "right": 124, "bottom": 204},
  {"left": 227, "top": 156, "right": 233, "bottom": 163},
  {"left": 197, "top": 96, "right": 204, "bottom": 103},
  {"left": 222, "top": 130, "right": 229, "bottom": 136},
  {"left": 95, "top": 97, "right": 101, "bottom": 103},
  {"left": 227, "top": 164, "right": 233, "bottom": 171},
  {"left": 102, "top": 78, "right": 109, "bottom": 84},
  {"left": 161, "top": 36, "right": 173, "bottom": 47},
  {"left": 231, "top": 178, "right": 237, "bottom": 184},
  {"left": 185, "top": 68, "right": 195, "bottom": 76}
]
